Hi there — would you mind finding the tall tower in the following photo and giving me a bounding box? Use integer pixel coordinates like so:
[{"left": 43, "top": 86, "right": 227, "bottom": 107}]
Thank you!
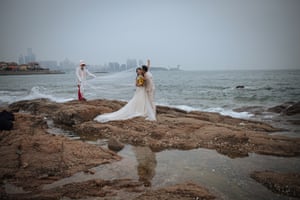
[
  {"left": 25, "top": 48, "right": 36, "bottom": 63},
  {"left": 18, "top": 54, "right": 24, "bottom": 64}
]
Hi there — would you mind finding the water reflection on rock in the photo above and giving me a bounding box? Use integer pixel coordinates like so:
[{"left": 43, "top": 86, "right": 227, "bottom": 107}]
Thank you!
[
  {"left": 41, "top": 143, "right": 300, "bottom": 200},
  {"left": 133, "top": 146, "right": 157, "bottom": 187}
]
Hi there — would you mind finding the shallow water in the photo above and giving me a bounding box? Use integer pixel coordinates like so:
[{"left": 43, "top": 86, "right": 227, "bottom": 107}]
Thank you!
[{"left": 42, "top": 133, "right": 300, "bottom": 200}]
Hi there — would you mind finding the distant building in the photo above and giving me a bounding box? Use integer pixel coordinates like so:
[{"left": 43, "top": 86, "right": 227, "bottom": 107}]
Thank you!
[
  {"left": 19, "top": 65, "right": 28, "bottom": 71},
  {"left": 0, "top": 62, "right": 8, "bottom": 71},
  {"left": 24, "top": 48, "right": 36, "bottom": 64},
  {"left": 59, "top": 58, "right": 75, "bottom": 69},
  {"left": 39, "top": 60, "right": 58, "bottom": 69},
  {"left": 120, "top": 64, "right": 126, "bottom": 71},
  {"left": 126, "top": 59, "right": 137, "bottom": 69},
  {"left": 28, "top": 62, "right": 42, "bottom": 70},
  {"left": 108, "top": 62, "right": 120, "bottom": 72},
  {"left": 18, "top": 54, "right": 25, "bottom": 64},
  {"left": 7, "top": 62, "right": 18, "bottom": 71}
]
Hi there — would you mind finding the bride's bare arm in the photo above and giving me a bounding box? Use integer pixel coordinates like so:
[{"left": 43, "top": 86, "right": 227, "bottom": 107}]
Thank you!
[{"left": 147, "top": 59, "right": 150, "bottom": 69}]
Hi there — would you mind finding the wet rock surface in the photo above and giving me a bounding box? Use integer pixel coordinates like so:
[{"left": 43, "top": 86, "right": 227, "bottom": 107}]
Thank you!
[
  {"left": 3, "top": 179, "right": 215, "bottom": 200},
  {"left": 251, "top": 171, "right": 300, "bottom": 198},
  {"left": 267, "top": 101, "right": 300, "bottom": 116},
  {"left": 234, "top": 101, "right": 300, "bottom": 116},
  {"left": 7, "top": 99, "right": 300, "bottom": 158},
  {"left": 285, "top": 101, "right": 300, "bottom": 115},
  {"left": 1, "top": 98, "right": 300, "bottom": 199},
  {"left": 108, "top": 137, "right": 125, "bottom": 152},
  {"left": 133, "top": 182, "right": 215, "bottom": 200},
  {"left": 0, "top": 112, "right": 120, "bottom": 192}
]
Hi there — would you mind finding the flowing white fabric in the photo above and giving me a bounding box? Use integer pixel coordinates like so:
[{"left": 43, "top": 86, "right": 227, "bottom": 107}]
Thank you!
[
  {"left": 76, "top": 66, "right": 96, "bottom": 95},
  {"left": 94, "top": 87, "right": 156, "bottom": 123}
]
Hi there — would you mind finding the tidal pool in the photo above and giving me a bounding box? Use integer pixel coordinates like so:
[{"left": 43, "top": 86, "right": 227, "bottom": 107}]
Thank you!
[{"left": 43, "top": 138, "right": 300, "bottom": 200}]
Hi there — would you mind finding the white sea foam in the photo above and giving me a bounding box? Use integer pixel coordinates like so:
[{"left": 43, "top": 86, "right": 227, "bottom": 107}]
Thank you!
[
  {"left": 173, "top": 105, "right": 198, "bottom": 112},
  {"left": 162, "top": 103, "right": 253, "bottom": 119},
  {"left": 204, "top": 107, "right": 254, "bottom": 119},
  {"left": 18, "top": 86, "right": 73, "bottom": 103}
]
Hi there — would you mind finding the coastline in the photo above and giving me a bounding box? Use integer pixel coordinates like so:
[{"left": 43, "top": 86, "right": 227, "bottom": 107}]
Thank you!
[
  {"left": 0, "top": 70, "right": 65, "bottom": 75},
  {"left": 1, "top": 98, "right": 300, "bottom": 199}
]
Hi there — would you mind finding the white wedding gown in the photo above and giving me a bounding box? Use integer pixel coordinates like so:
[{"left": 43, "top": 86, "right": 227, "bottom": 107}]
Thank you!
[{"left": 94, "top": 87, "right": 156, "bottom": 122}]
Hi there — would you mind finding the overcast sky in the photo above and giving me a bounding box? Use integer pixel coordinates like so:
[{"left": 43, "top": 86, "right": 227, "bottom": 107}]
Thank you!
[{"left": 0, "top": 0, "right": 299, "bottom": 70}]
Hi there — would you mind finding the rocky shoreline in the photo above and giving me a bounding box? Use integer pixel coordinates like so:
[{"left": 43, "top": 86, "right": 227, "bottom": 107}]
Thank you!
[
  {"left": 251, "top": 171, "right": 300, "bottom": 198},
  {"left": 1, "top": 99, "right": 300, "bottom": 199}
]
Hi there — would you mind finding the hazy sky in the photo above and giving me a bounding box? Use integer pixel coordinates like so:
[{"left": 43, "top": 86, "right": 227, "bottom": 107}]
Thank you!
[{"left": 0, "top": 0, "right": 300, "bottom": 70}]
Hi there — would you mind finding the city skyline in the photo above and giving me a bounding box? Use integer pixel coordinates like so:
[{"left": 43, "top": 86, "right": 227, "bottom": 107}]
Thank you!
[
  {"left": 2, "top": 47, "right": 148, "bottom": 72},
  {"left": 1, "top": 0, "right": 300, "bottom": 70}
]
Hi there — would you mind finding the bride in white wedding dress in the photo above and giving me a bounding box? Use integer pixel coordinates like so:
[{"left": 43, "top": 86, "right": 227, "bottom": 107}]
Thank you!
[{"left": 94, "top": 68, "right": 156, "bottom": 123}]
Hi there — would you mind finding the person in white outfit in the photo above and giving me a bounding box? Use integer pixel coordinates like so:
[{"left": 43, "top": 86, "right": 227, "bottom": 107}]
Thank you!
[
  {"left": 142, "top": 59, "right": 156, "bottom": 115},
  {"left": 76, "top": 60, "right": 96, "bottom": 101}
]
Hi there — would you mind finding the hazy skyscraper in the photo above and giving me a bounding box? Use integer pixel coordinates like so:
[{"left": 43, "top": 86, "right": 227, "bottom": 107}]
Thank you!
[
  {"left": 126, "top": 59, "right": 137, "bottom": 69},
  {"left": 24, "top": 48, "right": 36, "bottom": 64},
  {"left": 18, "top": 54, "right": 24, "bottom": 64}
]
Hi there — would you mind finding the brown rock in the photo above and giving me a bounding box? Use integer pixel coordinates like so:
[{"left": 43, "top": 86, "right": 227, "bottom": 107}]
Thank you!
[
  {"left": 5, "top": 179, "right": 144, "bottom": 199},
  {"left": 267, "top": 102, "right": 294, "bottom": 113},
  {"left": 0, "top": 112, "right": 121, "bottom": 191},
  {"left": 7, "top": 99, "right": 300, "bottom": 158},
  {"left": 108, "top": 137, "right": 124, "bottom": 152},
  {"left": 267, "top": 101, "right": 300, "bottom": 115},
  {"left": 134, "top": 182, "right": 215, "bottom": 200},
  {"left": 251, "top": 171, "right": 300, "bottom": 198},
  {"left": 285, "top": 101, "right": 300, "bottom": 115},
  {"left": 2, "top": 99, "right": 300, "bottom": 200}
]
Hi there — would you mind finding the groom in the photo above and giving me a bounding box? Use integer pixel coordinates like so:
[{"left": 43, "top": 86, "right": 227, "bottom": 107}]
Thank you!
[{"left": 142, "top": 59, "right": 156, "bottom": 115}]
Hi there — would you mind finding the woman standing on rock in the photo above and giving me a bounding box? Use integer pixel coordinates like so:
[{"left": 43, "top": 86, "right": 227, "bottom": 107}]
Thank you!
[{"left": 94, "top": 66, "right": 156, "bottom": 122}]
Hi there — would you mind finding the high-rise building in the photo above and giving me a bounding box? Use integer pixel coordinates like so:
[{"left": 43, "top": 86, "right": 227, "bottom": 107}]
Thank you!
[
  {"left": 24, "top": 48, "right": 36, "bottom": 64},
  {"left": 126, "top": 59, "right": 137, "bottom": 69},
  {"left": 39, "top": 60, "right": 58, "bottom": 69},
  {"left": 59, "top": 58, "right": 75, "bottom": 69},
  {"left": 18, "top": 54, "right": 24, "bottom": 64},
  {"left": 108, "top": 62, "right": 120, "bottom": 72}
]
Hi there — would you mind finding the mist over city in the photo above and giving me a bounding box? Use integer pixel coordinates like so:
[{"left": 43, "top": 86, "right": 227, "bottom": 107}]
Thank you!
[{"left": 1, "top": 0, "right": 300, "bottom": 70}]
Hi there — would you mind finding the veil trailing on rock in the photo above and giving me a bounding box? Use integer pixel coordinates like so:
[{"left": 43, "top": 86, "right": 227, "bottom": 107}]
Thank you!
[{"left": 94, "top": 87, "right": 156, "bottom": 122}]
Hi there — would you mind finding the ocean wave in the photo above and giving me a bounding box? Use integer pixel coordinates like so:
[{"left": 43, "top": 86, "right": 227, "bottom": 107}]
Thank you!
[
  {"left": 0, "top": 86, "right": 73, "bottom": 105},
  {"left": 233, "top": 95, "right": 274, "bottom": 102},
  {"left": 0, "top": 90, "right": 27, "bottom": 96},
  {"left": 162, "top": 104, "right": 254, "bottom": 119},
  {"left": 237, "top": 86, "right": 273, "bottom": 91},
  {"left": 23, "top": 86, "right": 74, "bottom": 103},
  {"left": 199, "top": 85, "right": 231, "bottom": 90},
  {"left": 204, "top": 107, "right": 254, "bottom": 118},
  {"left": 0, "top": 90, "right": 28, "bottom": 105}
]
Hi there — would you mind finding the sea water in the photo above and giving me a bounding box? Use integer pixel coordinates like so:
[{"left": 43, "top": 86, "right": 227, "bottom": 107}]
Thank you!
[{"left": 0, "top": 69, "right": 299, "bottom": 134}]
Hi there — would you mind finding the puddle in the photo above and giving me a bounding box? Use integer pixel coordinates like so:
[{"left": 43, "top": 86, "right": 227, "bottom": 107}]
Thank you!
[
  {"left": 4, "top": 181, "right": 30, "bottom": 194},
  {"left": 152, "top": 148, "right": 300, "bottom": 200},
  {"left": 46, "top": 119, "right": 80, "bottom": 140},
  {"left": 41, "top": 124, "right": 300, "bottom": 200},
  {"left": 43, "top": 145, "right": 139, "bottom": 190},
  {"left": 42, "top": 143, "right": 300, "bottom": 200}
]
